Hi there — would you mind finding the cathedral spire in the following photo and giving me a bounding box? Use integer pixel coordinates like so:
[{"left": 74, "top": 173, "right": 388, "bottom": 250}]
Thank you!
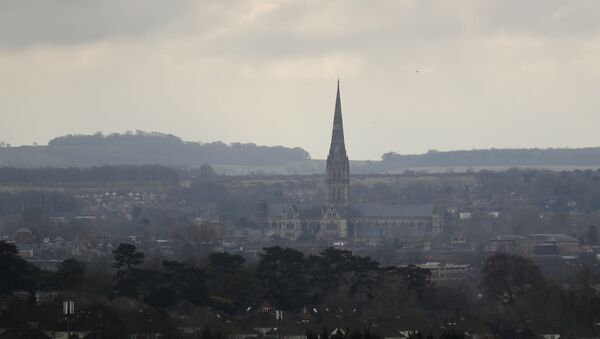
[
  {"left": 326, "top": 80, "right": 349, "bottom": 208},
  {"left": 330, "top": 80, "right": 346, "bottom": 155}
]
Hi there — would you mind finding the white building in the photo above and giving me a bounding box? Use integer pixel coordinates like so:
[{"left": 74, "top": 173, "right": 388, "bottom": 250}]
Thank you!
[{"left": 418, "top": 262, "right": 470, "bottom": 282}]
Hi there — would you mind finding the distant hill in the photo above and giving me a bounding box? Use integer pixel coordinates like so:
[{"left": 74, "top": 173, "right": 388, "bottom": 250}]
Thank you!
[
  {"left": 2, "top": 132, "right": 600, "bottom": 174},
  {"left": 361, "top": 148, "right": 600, "bottom": 173},
  {"left": 0, "top": 131, "right": 310, "bottom": 167}
]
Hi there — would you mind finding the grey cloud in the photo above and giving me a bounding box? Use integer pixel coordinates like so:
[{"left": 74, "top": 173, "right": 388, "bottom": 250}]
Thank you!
[
  {"left": 193, "top": 0, "right": 600, "bottom": 63},
  {"left": 475, "top": 0, "right": 600, "bottom": 37},
  {"left": 2, "top": 0, "right": 600, "bottom": 53},
  {"left": 193, "top": 1, "right": 470, "bottom": 61},
  {"left": 0, "top": 0, "right": 192, "bottom": 48}
]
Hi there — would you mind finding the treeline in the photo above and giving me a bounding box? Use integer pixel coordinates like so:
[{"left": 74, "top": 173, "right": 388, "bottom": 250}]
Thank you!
[
  {"left": 0, "top": 242, "right": 442, "bottom": 338},
  {"left": 0, "top": 191, "right": 80, "bottom": 217},
  {"left": 381, "top": 148, "right": 600, "bottom": 167},
  {"left": 0, "top": 165, "right": 179, "bottom": 186},
  {"left": 0, "top": 242, "right": 86, "bottom": 293},
  {"left": 3, "top": 242, "right": 600, "bottom": 338},
  {"left": 108, "top": 245, "right": 429, "bottom": 312},
  {"left": 0, "top": 131, "right": 310, "bottom": 167}
]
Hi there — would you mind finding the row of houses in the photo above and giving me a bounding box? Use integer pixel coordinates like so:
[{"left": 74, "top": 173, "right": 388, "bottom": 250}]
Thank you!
[
  {"left": 168, "top": 300, "right": 493, "bottom": 339},
  {"left": 487, "top": 233, "right": 582, "bottom": 256}
]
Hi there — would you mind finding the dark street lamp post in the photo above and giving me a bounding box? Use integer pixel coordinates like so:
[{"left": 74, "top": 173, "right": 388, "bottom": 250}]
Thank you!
[
  {"left": 63, "top": 300, "right": 74, "bottom": 339},
  {"left": 515, "top": 324, "right": 523, "bottom": 339},
  {"left": 275, "top": 310, "right": 283, "bottom": 339}
]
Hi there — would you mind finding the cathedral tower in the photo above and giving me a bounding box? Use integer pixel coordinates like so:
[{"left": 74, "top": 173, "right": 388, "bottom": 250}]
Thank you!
[{"left": 326, "top": 81, "right": 350, "bottom": 207}]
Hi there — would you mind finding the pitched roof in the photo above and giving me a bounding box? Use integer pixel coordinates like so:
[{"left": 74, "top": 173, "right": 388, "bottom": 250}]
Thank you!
[
  {"left": 528, "top": 234, "right": 580, "bottom": 242},
  {"left": 490, "top": 235, "right": 526, "bottom": 241},
  {"left": 265, "top": 203, "right": 435, "bottom": 219},
  {"left": 264, "top": 203, "right": 322, "bottom": 218},
  {"left": 349, "top": 204, "right": 434, "bottom": 218}
]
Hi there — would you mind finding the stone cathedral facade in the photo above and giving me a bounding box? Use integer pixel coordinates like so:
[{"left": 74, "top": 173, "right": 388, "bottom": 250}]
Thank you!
[{"left": 261, "top": 82, "right": 441, "bottom": 241}]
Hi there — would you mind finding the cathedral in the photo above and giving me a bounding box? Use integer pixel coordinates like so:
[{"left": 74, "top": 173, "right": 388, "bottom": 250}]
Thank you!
[{"left": 261, "top": 82, "right": 441, "bottom": 241}]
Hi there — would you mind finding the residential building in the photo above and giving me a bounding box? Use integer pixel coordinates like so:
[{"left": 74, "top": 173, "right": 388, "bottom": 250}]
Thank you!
[{"left": 418, "top": 262, "right": 470, "bottom": 282}]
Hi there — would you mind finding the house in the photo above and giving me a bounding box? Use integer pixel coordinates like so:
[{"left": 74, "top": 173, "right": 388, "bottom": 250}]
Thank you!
[
  {"left": 241, "top": 312, "right": 276, "bottom": 335},
  {"left": 226, "top": 324, "right": 259, "bottom": 339},
  {"left": 373, "top": 328, "right": 420, "bottom": 339},
  {"left": 367, "top": 316, "right": 424, "bottom": 339},
  {"left": 258, "top": 301, "right": 274, "bottom": 314},
  {"left": 44, "top": 331, "right": 88, "bottom": 339},
  {"left": 167, "top": 302, "right": 224, "bottom": 336},
  {"left": 464, "top": 333, "right": 495, "bottom": 339},
  {"left": 14, "top": 227, "right": 33, "bottom": 243},
  {"left": 539, "top": 334, "right": 561, "bottom": 339},
  {"left": 298, "top": 307, "right": 315, "bottom": 324},
  {"left": 17, "top": 244, "right": 36, "bottom": 258},
  {"left": 418, "top": 262, "right": 470, "bottom": 282},
  {"left": 487, "top": 235, "right": 527, "bottom": 254},
  {"left": 35, "top": 291, "right": 58, "bottom": 305},
  {"left": 459, "top": 212, "right": 472, "bottom": 220},
  {"left": 528, "top": 234, "right": 580, "bottom": 253}
]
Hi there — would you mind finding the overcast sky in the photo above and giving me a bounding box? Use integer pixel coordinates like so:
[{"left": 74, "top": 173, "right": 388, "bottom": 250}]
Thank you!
[{"left": 1, "top": 0, "right": 600, "bottom": 160}]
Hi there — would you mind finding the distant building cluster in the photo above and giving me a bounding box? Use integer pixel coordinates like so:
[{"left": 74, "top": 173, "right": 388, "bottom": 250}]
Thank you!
[
  {"left": 74, "top": 190, "right": 166, "bottom": 218},
  {"left": 487, "top": 233, "right": 582, "bottom": 256}
]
